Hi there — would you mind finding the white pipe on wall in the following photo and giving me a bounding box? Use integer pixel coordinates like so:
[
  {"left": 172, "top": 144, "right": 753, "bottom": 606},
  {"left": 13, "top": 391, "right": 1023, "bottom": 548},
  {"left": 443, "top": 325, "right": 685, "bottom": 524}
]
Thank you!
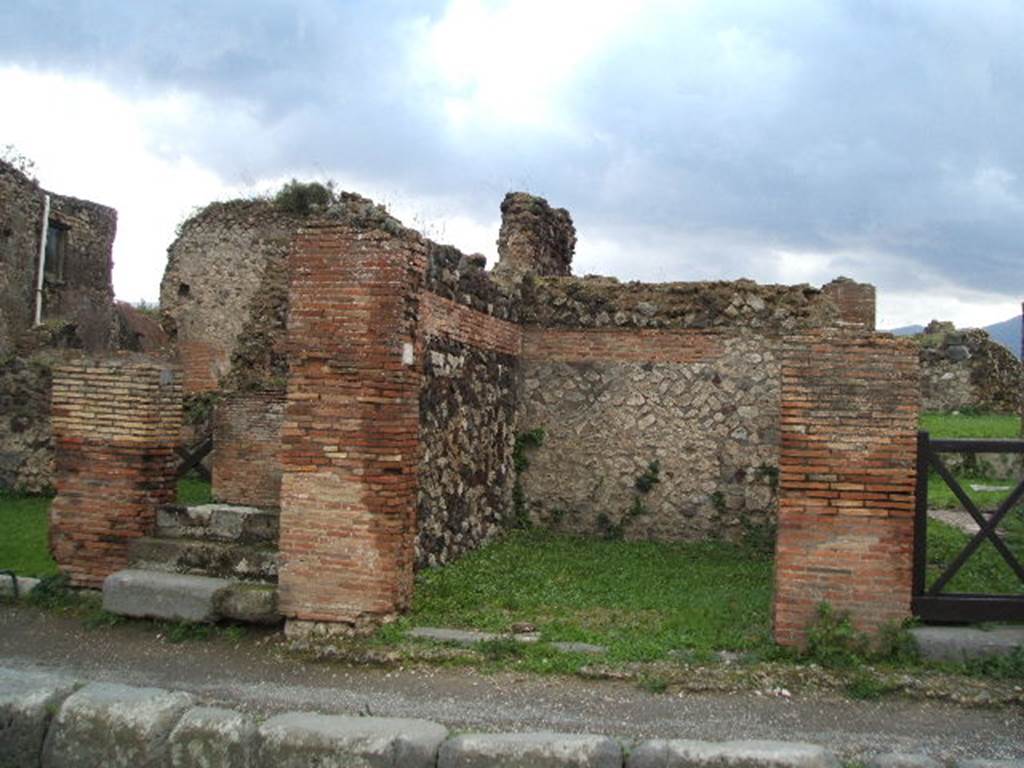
[{"left": 34, "top": 193, "right": 50, "bottom": 326}]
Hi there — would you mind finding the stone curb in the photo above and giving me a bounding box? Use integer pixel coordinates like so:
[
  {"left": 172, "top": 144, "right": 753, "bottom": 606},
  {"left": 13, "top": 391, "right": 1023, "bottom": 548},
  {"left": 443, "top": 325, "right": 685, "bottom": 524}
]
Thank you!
[
  {"left": 0, "top": 574, "right": 40, "bottom": 600},
  {"left": 2, "top": 667, "right": 1022, "bottom": 768}
]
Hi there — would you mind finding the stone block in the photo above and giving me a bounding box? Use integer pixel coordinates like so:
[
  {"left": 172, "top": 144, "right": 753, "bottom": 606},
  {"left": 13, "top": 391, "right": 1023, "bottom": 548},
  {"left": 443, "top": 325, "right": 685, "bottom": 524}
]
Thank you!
[
  {"left": 0, "top": 668, "right": 78, "bottom": 768},
  {"left": 102, "top": 569, "right": 229, "bottom": 623},
  {"left": 0, "top": 575, "right": 40, "bottom": 600},
  {"left": 42, "top": 682, "right": 193, "bottom": 767},
  {"left": 168, "top": 706, "right": 256, "bottom": 768},
  {"left": 220, "top": 583, "right": 280, "bottom": 624},
  {"left": 257, "top": 712, "right": 447, "bottom": 768},
  {"left": 866, "top": 755, "right": 941, "bottom": 768},
  {"left": 438, "top": 732, "right": 622, "bottom": 768},
  {"left": 627, "top": 740, "right": 839, "bottom": 768},
  {"left": 910, "top": 626, "right": 1024, "bottom": 663}
]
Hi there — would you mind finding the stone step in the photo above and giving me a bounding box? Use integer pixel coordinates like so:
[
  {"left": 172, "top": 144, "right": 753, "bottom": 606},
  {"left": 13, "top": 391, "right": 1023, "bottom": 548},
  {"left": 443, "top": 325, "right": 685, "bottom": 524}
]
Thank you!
[
  {"left": 128, "top": 537, "right": 278, "bottom": 583},
  {"left": 102, "top": 569, "right": 280, "bottom": 624},
  {"left": 156, "top": 504, "right": 279, "bottom": 544}
]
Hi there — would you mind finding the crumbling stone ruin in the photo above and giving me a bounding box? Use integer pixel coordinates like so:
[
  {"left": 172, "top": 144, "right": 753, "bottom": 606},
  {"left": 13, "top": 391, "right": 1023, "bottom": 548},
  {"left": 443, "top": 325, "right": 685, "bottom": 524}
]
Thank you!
[
  {"left": 914, "top": 320, "right": 1023, "bottom": 414},
  {"left": 0, "top": 159, "right": 119, "bottom": 492},
  {"left": 47, "top": 185, "right": 921, "bottom": 646}
]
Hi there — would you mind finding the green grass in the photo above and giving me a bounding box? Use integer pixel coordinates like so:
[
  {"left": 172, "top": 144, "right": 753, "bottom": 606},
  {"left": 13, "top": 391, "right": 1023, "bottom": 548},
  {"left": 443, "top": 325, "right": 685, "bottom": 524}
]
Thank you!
[
  {"left": 401, "top": 529, "right": 773, "bottom": 661},
  {"left": 919, "top": 410, "right": 1024, "bottom": 596},
  {"left": 0, "top": 491, "right": 58, "bottom": 577},
  {"left": 920, "top": 411, "right": 1021, "bottom": 439},
  {"left": 177, "top": 474, "right": 213, "bottom": 505},
  {"left": 0, "top": 477, "right": 213, "bottom": 577}
]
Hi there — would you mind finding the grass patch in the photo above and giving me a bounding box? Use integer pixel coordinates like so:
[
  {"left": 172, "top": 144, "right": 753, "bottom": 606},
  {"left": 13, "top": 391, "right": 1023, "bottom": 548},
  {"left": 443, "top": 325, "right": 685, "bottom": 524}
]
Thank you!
[
  {"left": 920, "top": 411, "right": 1020, "bottom": 439},
  {"left": 0, "top": 477, "right": 213, "bottom": 578},
  {"left": 177, "top": 474, "right": 213, "bottom": 505},
  {"left": 925, "top": 516, "right": 1024, "bottom": 595},
  {"left": 0, "top": 491, "right": 57, "bottom": 577},
  {"left": 401, "top": 529, "right": 773, "bottom": 661}
]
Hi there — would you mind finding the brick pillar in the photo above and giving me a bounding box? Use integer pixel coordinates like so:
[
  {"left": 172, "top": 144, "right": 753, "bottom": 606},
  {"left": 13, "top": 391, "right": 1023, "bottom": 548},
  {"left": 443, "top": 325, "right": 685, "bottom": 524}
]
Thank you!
[
  {"left": 279, "top": 223, "right": 426, "bottom": 634},
  {"left": 50, "top": 359, "right": 182, "bottom": 587},
  {"left": 774, "top": 330, "right": 919, "bottom": 646},
  {"left": 822, "top": 277, "right": 876, "bottom": 330},
  {"left": 212, "top": 390, "right": 285, "bottom": 509}
]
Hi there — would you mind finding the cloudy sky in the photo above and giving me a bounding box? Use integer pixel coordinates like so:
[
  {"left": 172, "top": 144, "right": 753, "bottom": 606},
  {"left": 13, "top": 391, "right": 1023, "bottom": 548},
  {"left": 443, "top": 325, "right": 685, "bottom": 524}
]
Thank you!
[{"left": 1, "top": 0, "right": 1021, "bottom": 329}]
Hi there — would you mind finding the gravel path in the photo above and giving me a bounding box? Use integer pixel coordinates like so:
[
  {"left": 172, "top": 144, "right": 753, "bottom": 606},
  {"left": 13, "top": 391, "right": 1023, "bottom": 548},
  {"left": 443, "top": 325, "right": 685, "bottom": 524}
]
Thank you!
[{"left": 1, "top": 603, "right": 1021, "bottom": 760}]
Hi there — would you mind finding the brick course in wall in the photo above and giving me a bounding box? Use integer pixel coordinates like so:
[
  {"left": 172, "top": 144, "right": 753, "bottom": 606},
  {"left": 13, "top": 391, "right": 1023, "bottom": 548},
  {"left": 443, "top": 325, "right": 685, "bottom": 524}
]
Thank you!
[
  {"left": 773, "top": 331, "right": 919, "bottom": 646},
  {"left": 420, "top": 292, "right": 522, "bottom": 356},
  {"left": 49, "top": 359, "right": 181, "bottom": 587},
  {"left": 212, "top": 390, "right": 285, "bottom": 509},
  {"left": 278, "top": 223, "right": 426, "bottom": 631},
  {"left": 521, "top": 328, "right": 722, "bottom": 364},
  {"left": 821, "top": 277, "right": 876, "bottom": 330},
  {"left": 178, "top": 339, "right": 229, "bottom": 393}
]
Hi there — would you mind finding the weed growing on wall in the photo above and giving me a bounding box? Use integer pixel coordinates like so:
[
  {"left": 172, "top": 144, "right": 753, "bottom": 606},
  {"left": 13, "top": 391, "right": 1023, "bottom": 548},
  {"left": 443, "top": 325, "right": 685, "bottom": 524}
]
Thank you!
[
  {"left": 273, "top": 179, "right": 335, "bottom": 215},
  {"left": 512, "top": 428, "right": 545, "bottom": 528}
]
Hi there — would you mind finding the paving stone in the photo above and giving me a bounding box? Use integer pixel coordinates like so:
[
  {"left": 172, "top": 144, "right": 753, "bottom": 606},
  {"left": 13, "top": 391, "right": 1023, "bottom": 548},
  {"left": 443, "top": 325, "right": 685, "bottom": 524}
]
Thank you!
[
  {"left": 627, "top": 739, "right": 839, "bottom": 768},
  {"left": 168, "top": 706, "right": 256, "bottom": 768},
  {"left": 910, "top": 626, "right": 1024, "bottom": 663},
  {"left": 103, "top": 569, "right": 229, "bottom": 623},
  {"left": 409, "top": 627, "right": 499, "bottom": 645},
  {"left": 42, "top": 682, "right": 193, "bottom": 768},
  {"left": 955, "top": 761, "right": 1024, "bottom": 768},
  {"left": 0, "top": 668, "right": 78, "bottom": 768},
  {"left": 0, "top": 574, "right": 39, "bottom": 600},
  {"left": 219, "top": 582, "right": 280, "bottom": 625},
  {"left": 439, "top": 732, "right": 622, "bottom": 768},
  {"left": 257, "top": 712, "right": 447, "bottom": 768},
  {"left": 866, "top": 754, "right": 942, "bottom": 768}
]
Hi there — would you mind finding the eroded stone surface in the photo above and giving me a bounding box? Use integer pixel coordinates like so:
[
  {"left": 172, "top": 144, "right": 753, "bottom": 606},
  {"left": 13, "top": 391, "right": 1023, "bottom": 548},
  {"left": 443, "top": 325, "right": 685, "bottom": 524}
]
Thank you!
[
  {"left": 168, "top": 706, "right": 256, "bottom": 768},
  {"left": 627, "top": 739, "right": 840, "bottom": 768},
  {"left": 257, "top": 712, "right": 447, "bottom": 768},
  {"left": 42, "top": 682, "right": 193, "bottom": 768},
  {"left": 0, "top": 668, "right": 78, "bottom": 768},
  {"left": 439, "top": 731, "right": 622, "bottom": 768}
]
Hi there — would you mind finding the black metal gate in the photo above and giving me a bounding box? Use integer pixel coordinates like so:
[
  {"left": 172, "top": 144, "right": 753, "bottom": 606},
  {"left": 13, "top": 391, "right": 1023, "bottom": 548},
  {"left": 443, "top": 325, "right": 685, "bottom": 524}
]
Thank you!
[{"left": 913, "top": 431, "right": 1024, "bottom": 622}]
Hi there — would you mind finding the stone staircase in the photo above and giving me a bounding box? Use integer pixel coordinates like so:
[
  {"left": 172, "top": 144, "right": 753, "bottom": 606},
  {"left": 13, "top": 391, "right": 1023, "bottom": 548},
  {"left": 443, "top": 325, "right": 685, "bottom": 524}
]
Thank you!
[{"left": 102, "top": 504, "right": 281, "bottom": 625}]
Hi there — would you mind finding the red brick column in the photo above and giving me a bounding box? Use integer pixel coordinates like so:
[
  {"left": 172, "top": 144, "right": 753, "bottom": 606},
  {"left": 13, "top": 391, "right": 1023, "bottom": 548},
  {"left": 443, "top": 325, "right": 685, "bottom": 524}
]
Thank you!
[
  {"left": 822, "top": 277, "right": 876, "bottom": 330},
  {"left": 212, "top": 390, "right": 285, "bottom": 509},
  {"left": 50, "top": 360, "right": 182, "bottom": 587},
  {"left": 279, "top": 223, "right": 426, "bottom": 633},
  {"left": 774, "top": 331, "right": 919, "bottom": 646}
]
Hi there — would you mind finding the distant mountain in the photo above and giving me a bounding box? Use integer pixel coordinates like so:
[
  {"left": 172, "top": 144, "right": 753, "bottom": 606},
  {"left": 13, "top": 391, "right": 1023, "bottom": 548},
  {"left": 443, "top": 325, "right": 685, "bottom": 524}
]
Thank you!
[
  {"left": 985, "top": 316, "right": 1021, "bottom": 358},
  {"left": 884, "top": 316, "right": 1021, "bottom": 359}
]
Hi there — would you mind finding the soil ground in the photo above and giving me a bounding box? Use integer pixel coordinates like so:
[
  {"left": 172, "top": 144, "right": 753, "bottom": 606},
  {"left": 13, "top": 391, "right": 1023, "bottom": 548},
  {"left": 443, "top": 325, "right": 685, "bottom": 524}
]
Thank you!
[{"left": 1, "top": 603, "right": 1021, "bottom": 761}]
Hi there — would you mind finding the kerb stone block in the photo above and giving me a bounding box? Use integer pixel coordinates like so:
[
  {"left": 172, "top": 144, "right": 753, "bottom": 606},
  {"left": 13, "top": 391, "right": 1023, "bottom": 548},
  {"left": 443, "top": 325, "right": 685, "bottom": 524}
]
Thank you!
[
  {"left": 257, "top": 712, "right": 447, "bottom": 768},
  {"left": 627, "top": 740, "right": 840, "bottom": 768},
  {"left": 168, "top": 706, "right": 257, "bottom": 768},
  {"left": 438, "top": 732, "right": 622, "bottom": 768},
  {"left": 0, "top": 668, "right": 78, "bottom": 768},
  {"left": 41, "top": 682, "right": 193, "bottom": 767}
]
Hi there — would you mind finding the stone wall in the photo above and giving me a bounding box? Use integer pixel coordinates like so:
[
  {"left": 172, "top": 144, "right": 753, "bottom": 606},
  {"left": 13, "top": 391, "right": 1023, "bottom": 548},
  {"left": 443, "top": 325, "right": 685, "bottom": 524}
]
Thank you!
[
  {"left": 160, "top": 201, "right": 301, "bottom": 393},
  {"left": 279, "top": 220, "right": 425, "bottom": 632},
  {"left": 0, "top": 159, "right": 116, "bottom": 355},
  {"left": 773, "top": 330, "right": 919, "bottom": 645},
  {"left": 212, "top": 390, "right": 285, "bottom": 509},
  {"left": 0, "top": 354, "right": 56, "bottom": 493},
  {"left": 917, "top": 323, "right": 1022, "bottom": 414},
  {"left": 50, "top": 359, "right": 181, "bottom": 587},
  {"left": 515, "top": 278, "right": 842, "bottom": 541},
  {"left": 519, "top": 328, "right": 780, "bottom": 540},
  {"left": 417, "top": 290, "right": 521, "bottom": 568},
  {"left": 494, "top": 192, "right": 576, "bottom": 279}
]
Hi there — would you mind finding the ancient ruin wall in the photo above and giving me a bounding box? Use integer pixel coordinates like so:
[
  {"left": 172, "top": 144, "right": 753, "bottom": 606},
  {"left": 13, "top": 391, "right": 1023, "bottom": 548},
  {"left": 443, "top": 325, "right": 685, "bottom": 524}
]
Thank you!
[
  {"left": 494, "top": 192, "right": 576, "bottom": 279},
  {"left": 417, "top": 245, "right": 522, "bottom": 567},
  {"left": 0, "top": 160, "right": 116, "bottom": 355},
  {"left": 774, "top": 330, "right": 919, "bottom": 645},
  {"left": 160, "top": 201, "right": 300, "bottom": 392},
  {"left": 50, "top": 359, "right": 181, "bottom": 587},
  {"left": 917, "top": 326, "right": 1022, "bottom": 414},
  {"left": 212, "top": 390, "right": 285, "bottom": 509},
  {"left": 0, "top": 355, "right": 55, "bottom": 493},
  {"left": 517, "top": 278, "right": 842, "bottom": 540}
]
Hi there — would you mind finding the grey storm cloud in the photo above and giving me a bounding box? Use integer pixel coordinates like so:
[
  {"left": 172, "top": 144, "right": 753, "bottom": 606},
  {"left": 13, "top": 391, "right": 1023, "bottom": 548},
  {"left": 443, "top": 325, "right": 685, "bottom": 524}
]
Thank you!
[{"left": 2, "top": 0, "right": 1022, "bottom": 299}]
